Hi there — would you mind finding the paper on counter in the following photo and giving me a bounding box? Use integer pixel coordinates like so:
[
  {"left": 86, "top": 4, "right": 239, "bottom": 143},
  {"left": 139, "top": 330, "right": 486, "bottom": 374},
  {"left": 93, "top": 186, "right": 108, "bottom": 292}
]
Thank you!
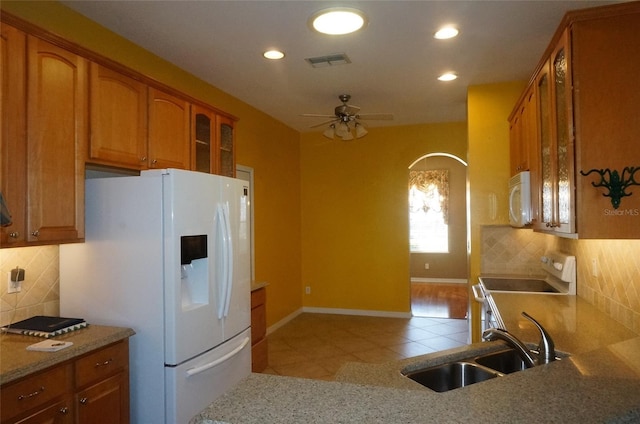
[{"left": 27, "top": 340, "right": 73, "bottom": 352}]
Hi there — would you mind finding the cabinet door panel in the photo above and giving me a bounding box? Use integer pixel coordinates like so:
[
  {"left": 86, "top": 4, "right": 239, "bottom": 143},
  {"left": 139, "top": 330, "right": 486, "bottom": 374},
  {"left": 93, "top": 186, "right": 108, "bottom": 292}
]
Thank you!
[
  {"left": 13, "top": 399, "right": 73, "bottom": 424},
  {"left": 148, "top": 87, "right": 190, "bottom": 170},
  {"left": 89, "top": 63, "right": 147, "bottom": 169},
  {"left": 0, "top": 24, "right": 26, "bottom": 246},
  {"left": 26, "top": 36, "right": 87, "bottom": 243},
  {"left": 76, "top": 374, "right": 128, "bottom": 424}
]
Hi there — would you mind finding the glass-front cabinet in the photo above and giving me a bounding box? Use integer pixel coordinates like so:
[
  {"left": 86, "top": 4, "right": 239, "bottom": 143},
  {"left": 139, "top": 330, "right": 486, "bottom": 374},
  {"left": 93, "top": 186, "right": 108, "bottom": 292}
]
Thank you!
[
  {"left": 217, "top": 115, "right": 235, "bottom": 178},
  {"left": 533, "top": 29, "right": 575, "bottom": 234},
  {"left": 193, "top": 105, "right": 236, "bottom": 177},
  {"left": 193, "top": 106, "right": 213, "bottom": 173}
]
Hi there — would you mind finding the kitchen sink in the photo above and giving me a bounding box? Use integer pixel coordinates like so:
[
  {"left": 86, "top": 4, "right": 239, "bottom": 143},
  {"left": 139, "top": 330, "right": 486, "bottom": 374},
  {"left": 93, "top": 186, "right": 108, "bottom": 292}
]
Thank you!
[
  {"left": 402, "top": 348, "right": 553, "bottom": 392},
  {"left": 404, "top": 361, "right": 500, "bottom": 392},
  {"left": 474, "top": 349, "right": 527, "bottom": 374}
]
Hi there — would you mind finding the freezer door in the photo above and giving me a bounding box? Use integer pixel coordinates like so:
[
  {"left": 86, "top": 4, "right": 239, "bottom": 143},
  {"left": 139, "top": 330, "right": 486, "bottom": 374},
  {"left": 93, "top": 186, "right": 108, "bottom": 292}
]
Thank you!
[{"left": 165, "top": 328, "right": 251, "bottom": 424}]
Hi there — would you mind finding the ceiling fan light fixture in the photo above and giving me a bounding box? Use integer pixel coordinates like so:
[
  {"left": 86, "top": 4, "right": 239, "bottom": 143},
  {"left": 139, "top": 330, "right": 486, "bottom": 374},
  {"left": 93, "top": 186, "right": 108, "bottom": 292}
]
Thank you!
[
  {"left": 323, "top": 124, "right": 336, "bottom": 139},
  {"left": 438, "top": 72, "right": 458, "bottom": 82},
  {"left": 310, "top": 8, "right": 367, "bottom": 35},
  {"left": 341, "top": 130, "right": 354, "bottom": 141},
  {"left": 263, "top": 50, "right": 285, "bottom": 60},
  {"left": 335, "top": 122, "right": 349, "bottom": 138},
  {"left": 434, "top": 26, "right": 459, "bottom": 40},
  {"left": 355, "top": 123, "right": 368, "bottom": 138}
]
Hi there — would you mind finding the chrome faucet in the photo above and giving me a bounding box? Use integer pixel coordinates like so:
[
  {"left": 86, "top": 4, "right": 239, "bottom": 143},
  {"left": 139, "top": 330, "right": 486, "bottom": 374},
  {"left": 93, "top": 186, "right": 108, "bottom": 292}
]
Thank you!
[{"left": 482, "top": 311, "right": 556, "bottom": 367}]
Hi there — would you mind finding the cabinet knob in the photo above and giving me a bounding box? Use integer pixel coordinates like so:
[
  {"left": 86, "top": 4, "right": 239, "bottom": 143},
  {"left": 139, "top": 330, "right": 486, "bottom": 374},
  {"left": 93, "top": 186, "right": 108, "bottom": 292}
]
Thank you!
[
  {"left": 151, "top": 159, "right": 158, "bottom": 166},
  {"left": 80, "top": 397, "right": 88, "bottom": 405},
  {"left": 9, "top": 231, "right": 19, "bottom": 238},
  {"left": 59, "top": 406, "right": 69, "bottom": 415},
  {"left": 140, "top": 156, "right": 147, "bottom": 162},
  {"left": 31, "top": 230, "right": 39, "bottom": 237}
]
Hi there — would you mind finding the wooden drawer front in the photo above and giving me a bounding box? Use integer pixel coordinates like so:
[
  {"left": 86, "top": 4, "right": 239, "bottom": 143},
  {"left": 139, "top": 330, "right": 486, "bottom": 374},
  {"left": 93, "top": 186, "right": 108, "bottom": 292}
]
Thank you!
[
  {"left": 75, "top": 341, "right": 128, "bottom": 388},
  {"left": 1, "top": 364, "right": 72, "bottom": 422},
  {"left": 251, "top": 287, "right": 266, "bottom": 308},
  {"left": 251, "top": 303, "right": 266, "bottom": 343},
  {"left": 251, "top": 337, "right": 268, "bottom": 373}
]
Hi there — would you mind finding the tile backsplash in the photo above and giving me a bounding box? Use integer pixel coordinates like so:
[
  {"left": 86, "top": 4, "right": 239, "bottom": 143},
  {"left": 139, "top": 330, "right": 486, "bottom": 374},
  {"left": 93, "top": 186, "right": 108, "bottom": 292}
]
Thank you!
[
  {"left": 0, "top": 245, "right": 60, "bottom": 327},
  {"left": 482, "top": 225, "right": 640, "bottom": 335}
]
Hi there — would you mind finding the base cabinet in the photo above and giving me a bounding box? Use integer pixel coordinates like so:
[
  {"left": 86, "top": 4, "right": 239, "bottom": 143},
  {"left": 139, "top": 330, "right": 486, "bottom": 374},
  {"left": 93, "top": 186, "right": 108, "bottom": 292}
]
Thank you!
[
  {"left": 0, "top": 340, "right": 130, "bottom": 424},
  {"left": 251, "top": 286, "right": 268, "bottom": 372}
]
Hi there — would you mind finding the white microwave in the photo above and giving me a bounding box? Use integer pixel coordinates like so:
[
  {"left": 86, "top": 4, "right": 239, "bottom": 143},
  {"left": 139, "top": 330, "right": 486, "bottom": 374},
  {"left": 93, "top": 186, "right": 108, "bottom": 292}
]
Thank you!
[{"left": 509, "top": 171, "right": 531, "bottom": 227}]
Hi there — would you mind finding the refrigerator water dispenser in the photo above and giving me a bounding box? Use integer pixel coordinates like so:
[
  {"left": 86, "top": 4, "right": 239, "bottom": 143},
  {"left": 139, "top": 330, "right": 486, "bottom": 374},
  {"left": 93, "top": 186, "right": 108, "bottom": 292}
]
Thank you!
[{"left": 180, "top": 235, "right": 209, "bottom": 309}]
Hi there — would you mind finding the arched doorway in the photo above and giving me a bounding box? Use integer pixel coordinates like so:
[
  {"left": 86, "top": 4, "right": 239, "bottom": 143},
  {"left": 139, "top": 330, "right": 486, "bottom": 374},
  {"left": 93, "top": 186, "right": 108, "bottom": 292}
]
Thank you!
[{"left": 408, "top": 153, "right": 469, "bottom": 319}]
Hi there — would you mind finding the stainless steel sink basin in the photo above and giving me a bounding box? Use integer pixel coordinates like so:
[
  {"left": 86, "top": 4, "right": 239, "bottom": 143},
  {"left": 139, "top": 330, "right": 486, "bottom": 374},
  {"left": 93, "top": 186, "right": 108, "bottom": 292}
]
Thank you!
[
  {"left": 480, "top": 277, "right": 560, "bottom": 293},
  {"left": 404, "top": 361, "right": 499, "bottom": 392},
  {"left": 402, "top": 347, "right": 562, "bottom": 392},
  {"left": 474, "top": 349, "right": 527, "bottom": 374}
]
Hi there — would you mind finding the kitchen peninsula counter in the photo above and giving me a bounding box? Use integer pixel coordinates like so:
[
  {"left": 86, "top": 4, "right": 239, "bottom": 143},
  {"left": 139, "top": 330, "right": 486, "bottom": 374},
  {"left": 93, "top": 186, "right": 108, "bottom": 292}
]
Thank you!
[
  {"left": 0, "top": 324, "right": 135, "bottom": 385},
  {"left": 193, "top": 294, "right": 640, "bottom": 424}
]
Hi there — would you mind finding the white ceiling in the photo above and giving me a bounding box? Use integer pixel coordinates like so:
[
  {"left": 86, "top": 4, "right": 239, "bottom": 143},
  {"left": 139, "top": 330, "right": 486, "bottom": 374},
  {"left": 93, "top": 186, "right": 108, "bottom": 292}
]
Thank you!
[{"left": 62, "top": 0, "right": 617, "bottom": 133}]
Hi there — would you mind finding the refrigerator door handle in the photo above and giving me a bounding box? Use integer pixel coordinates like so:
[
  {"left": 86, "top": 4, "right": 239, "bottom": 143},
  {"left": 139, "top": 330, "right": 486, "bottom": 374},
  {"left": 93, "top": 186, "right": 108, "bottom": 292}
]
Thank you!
[
  {"left": 216, "top": 204, "right": 229, "bottom": 320},
  {"left": 185, "top": 336, "right": 250, "bottom": 377},
  {"left": 222, "top": 202, "right": 234, "bottom": 318}
]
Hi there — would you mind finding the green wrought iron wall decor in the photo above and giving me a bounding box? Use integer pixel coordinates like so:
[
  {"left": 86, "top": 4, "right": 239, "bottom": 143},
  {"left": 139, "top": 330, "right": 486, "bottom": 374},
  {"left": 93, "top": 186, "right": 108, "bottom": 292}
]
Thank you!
[{"left": 580, "top": 166, "right": 640, "bottom": 209}]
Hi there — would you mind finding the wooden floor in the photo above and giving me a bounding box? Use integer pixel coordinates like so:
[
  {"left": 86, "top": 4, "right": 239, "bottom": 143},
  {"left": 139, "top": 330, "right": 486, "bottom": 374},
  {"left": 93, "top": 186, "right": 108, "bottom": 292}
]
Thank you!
[{"left": 411, "top": 282, "right": 468, "bottom": 319}]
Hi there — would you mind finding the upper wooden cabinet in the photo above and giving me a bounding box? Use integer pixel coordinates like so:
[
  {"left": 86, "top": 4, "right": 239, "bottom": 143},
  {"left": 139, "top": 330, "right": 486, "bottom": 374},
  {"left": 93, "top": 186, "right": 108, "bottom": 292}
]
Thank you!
[
  {"left": 216, "top": 114, "right": 236, "bottom": 177},
  {"left": 192, "top": 104, "right": 215, "bottom": 173},
  {"left": 512, "top": 2, "right": 640, "bottom": 238},
  {"left": 148, "top": 87, "right": 191, "bottom": 170},
  {"left": 1, "top": 24, "right": 27, "bottom": 247},
  {"left": 508, "top": 85, "right": 536, "bottom": 176},
  {"left": 88, "top": 63, "right": 148, "bottom": 169},
  {"left": 1, "top": 27, "right": 86, "bottom": 247},
  {"left": 26, "top": 35, "right": 87, "bottom": 243}
]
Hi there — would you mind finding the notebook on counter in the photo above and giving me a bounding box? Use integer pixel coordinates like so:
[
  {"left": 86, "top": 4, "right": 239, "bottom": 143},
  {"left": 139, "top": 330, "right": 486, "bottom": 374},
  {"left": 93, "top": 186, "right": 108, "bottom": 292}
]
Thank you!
[{"left": 2, "top": 316, "right": 87, "bottom": 338}]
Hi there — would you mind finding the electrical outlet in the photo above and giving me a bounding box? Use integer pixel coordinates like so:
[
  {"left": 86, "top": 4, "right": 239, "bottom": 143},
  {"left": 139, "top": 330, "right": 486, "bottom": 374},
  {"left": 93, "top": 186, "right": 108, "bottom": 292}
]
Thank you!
[
  {"left": 424, "top": 263, "right": 430, "bottom": 270},
  {"left": 591, "top": 258, "right": 599, "bottom": 278},
  {"left": 305, "top": 286, "right": 311, "bottom": 295},
  {"left": 7, "top": 272, "right": 21, "bottom": 293}
]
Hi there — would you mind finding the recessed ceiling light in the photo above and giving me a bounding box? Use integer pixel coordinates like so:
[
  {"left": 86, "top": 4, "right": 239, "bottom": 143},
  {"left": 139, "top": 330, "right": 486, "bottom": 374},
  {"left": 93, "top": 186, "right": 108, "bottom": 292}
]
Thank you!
[
  {"left": 263, "top": 50, "right": 285, "bottom": 60},
  {"left": 434, "top": 26, "right": 459, "bottom": 40},
  {"left": 438, "top": 73, "right": 458, "bottom": 82},
  {"left": 309, "top": 8, "right": 367, "bottom": 35}
]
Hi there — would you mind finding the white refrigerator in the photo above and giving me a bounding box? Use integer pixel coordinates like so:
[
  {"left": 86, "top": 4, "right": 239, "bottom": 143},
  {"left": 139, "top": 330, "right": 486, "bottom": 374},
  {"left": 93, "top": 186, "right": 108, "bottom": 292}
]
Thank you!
[{"left": 60, "top": 169, "right": 251, "bottom": 424}]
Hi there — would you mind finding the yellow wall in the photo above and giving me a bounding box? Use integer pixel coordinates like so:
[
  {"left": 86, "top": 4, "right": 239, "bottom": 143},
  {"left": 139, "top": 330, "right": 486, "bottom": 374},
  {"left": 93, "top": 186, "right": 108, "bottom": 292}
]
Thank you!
[
  {"left": 467, "top": 81, "right": 526, "bottom": 340},
  {"left": 300, "top": 123, "right": 467, "bottom": 313},
  {"left": 1, "top": 1, "right": 303, "bottom": 326}
]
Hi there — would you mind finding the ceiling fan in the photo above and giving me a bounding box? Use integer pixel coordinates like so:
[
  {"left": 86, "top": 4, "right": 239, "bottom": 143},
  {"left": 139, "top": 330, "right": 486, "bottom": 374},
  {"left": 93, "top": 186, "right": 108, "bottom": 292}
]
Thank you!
[{"left": 302, "top": 94, "right": 394, "bottom": 140}]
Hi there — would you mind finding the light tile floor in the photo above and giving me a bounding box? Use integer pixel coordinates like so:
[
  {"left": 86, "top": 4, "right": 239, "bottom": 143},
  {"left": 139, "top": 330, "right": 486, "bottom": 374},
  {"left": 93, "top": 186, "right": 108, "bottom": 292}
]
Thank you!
[{"left": 261, "top": 313, "right": 470, "bottom": 380}]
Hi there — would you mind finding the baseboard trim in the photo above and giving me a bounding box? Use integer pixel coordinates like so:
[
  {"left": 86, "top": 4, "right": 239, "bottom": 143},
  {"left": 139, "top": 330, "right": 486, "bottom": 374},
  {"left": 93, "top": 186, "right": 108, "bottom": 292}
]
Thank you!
[
  {"left": 266, "top": 308, "right": 303, "bottom": 336},
  {"left": 301, "top": 306, "right": 412, "bottom": 319},
  {"left": 266, "top": 306, "right": 413, "bottom": 335},
  {"left": 411, "top": 278, "right": 468, "bottom": 284}
]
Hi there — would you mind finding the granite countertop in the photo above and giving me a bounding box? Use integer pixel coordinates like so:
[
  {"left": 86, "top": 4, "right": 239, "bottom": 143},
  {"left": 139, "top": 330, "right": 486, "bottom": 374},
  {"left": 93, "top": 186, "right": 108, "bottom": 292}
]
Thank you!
[
  {"left": 1, "top": 325, "right": 135, "bottom": 385},
  {"left": 193, "top": 294, "right": 640, "bottom": 424}
]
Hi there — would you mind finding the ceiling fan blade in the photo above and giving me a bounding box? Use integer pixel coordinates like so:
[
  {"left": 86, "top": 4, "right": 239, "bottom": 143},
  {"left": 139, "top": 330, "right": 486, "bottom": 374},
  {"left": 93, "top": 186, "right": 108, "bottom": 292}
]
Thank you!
[
  {"left": 356, "top": 113, "right": 394, "bottom": 120},
  {"left": 309, "top": 118, "right": 339, "bottom": 128},
  {"left": 301, "top": 113, "right": 336, "bottom": 118}
]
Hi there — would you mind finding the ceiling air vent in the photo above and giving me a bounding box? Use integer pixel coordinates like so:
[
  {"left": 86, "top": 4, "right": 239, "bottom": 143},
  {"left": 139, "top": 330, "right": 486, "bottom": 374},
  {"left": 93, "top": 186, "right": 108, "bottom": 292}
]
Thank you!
[{"left": 305, "top": 53, "right": 351, "bottom": 68}]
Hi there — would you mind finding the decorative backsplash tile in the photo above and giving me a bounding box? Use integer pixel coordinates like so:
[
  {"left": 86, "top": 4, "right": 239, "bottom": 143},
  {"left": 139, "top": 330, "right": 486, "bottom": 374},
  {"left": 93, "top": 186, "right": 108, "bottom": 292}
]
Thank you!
[
  {"left": 0, "top": 245, "right": 60, "bottom": 327},
  {"left": 481, "top": 226, "right": 553, "bottom": 275},
  {"left": 482, "top": 225, "right": 640, "bottom": 335}
]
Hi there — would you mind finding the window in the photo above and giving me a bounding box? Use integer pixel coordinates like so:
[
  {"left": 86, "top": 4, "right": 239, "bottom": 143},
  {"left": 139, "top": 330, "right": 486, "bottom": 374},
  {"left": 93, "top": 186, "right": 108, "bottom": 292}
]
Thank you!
[{"left": 409, "top": 170, "right": 449, "bottom": 253}]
